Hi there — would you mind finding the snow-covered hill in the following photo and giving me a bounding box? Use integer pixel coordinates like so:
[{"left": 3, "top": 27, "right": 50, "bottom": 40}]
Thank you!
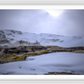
[{"left": 0, "top": 29, "right": 84, "bottom": 47}]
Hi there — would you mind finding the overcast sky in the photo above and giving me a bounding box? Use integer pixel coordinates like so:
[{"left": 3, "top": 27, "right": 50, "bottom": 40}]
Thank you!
[{"left": 0, "top": 9, "right": 84, "bottom": 36}]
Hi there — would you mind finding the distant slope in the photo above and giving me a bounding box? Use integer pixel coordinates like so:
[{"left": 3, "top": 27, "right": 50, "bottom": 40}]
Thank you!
[{"left": 0, "top": 29, "right": 84, "bottom": 47}]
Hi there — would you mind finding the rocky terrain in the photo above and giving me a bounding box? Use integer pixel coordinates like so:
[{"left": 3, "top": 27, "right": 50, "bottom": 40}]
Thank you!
[
  {"left": 0, "top": 29, "right": 84, "bottom": 64},
  {"left": 0, "top": 29, "right": 84, "bottom": 48}
]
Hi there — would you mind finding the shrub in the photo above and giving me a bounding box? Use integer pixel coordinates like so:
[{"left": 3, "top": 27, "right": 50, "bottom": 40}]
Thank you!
[
  {"left": 73, "top": 50, "right": 84, "bottom": 53},
  {"left": 60, "top": 40, "right": 64, "bottom": 42},
  {"left": 11, "top": 56, "right": 24, "bottom": 62},
  {"left": 18, "top": 31, "right": 22, "bottom": 34}
]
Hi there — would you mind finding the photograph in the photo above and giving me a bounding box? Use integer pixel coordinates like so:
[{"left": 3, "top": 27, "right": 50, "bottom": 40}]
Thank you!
[{"left": 0, "top": 9, "right": 84, "bottom": 75}]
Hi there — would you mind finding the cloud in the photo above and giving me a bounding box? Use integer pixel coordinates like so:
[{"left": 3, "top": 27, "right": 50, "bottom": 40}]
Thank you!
[{"left": 0, "top": 9, "right": 84, "bottom": 36}]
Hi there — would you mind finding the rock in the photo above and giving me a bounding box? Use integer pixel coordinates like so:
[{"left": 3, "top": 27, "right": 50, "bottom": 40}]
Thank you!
[{"left": 0, "top": 60, "right": 8, "bottom": 64}]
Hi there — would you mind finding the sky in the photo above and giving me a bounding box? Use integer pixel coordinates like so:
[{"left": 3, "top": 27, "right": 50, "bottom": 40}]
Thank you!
[{"left": 0, "top": 9, "right": 84, "bottom": 36}]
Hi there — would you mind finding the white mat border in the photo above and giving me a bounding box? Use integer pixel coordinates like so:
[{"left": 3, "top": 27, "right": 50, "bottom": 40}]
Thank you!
[{"left": 0, "top": 0, "right": 84, "bottom": 5}]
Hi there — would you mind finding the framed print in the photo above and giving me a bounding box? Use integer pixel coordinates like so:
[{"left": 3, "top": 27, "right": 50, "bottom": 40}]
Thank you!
[{"left": 0, "top": 0, "right": 84, "bottom": 84}]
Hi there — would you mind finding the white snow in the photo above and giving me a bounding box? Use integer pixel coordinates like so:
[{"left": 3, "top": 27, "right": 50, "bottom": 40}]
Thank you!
[{"left": 0, "top": 52, "right": 84, "bottom": 75}]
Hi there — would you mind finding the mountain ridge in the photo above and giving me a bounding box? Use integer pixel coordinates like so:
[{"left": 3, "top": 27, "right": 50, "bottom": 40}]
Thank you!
[{"left": 0, "top": 29, "right": 84, "bottom": 48}]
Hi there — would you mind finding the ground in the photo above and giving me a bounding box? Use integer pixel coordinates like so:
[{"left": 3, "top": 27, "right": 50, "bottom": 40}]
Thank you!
[{"left": 0, "top": 52, "right": 84, "bottom": 75}]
